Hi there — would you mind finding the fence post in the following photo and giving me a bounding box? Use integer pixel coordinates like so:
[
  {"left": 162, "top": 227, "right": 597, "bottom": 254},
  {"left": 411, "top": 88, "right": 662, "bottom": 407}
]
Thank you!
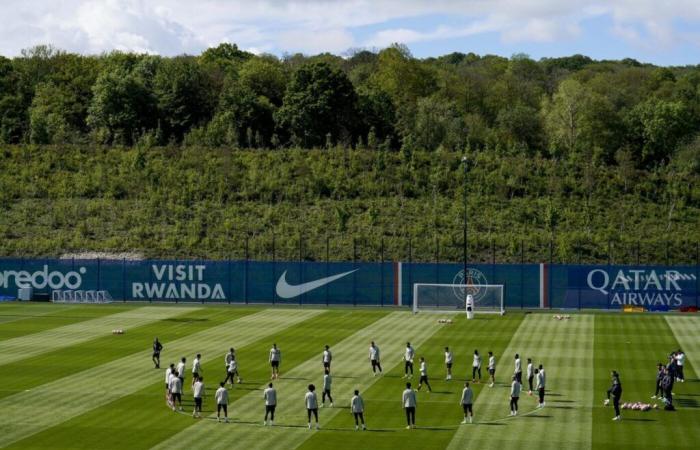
[
  {"left": 435, "top": 236, "right": 440, "bottom": 284},
  {"left": 352, "top": 237, "right": 357, "bottom": 307},
  {"left": 352, "top": 236, "right": 357, "bottom": 306},
  {"left": 244, "top": 236, "right": 249, "bottom": 304},
  {"left": 271, "top": 234, "right": 276, "bottom": 306},
  {"left": 299, "top": 233, "right": 303, "bottom": 306},
  {"left": 696, "top": 242, "right": 699, "bottom": 308},
  {"left": 122, "top": 258, "right": 126, "bottom": 303},
  {"left": 549, "top": 239, "right": 553, "bottom": 309},
  {"left": 227, "top": 258, "right": 232, "bottom": 305},
  {"left": 325, "top": 235, "right": 330, "bottom": 306},
  {"left": 408, "top": 237, "right": 413, "bottom": 309},
  {"left": 520, "top": 240, "right": 524, "bottom": 309},
  {"left": 577, "top": 244, "right": 582, "bottom": 264},
  {"left": 380, "top": 238, "right": 385, "bottom": 307}
]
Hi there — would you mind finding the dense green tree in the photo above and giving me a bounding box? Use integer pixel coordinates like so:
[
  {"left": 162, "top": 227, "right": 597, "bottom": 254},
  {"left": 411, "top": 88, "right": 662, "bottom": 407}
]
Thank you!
[
  {"left": 275, "top": 62, "right": 358, "bottom": 147},
  {"left": 0, "top": 56, "right": 24, "bottom": 143},
  {"left": 356, "top": 87, "right": 397, "bottom": 149},
  {"left": 200, "top": 43, "right": 253, "bottom": 74},
  {"left": 86, "top": 69, "right": 156, "bottom": 145},
  {"left": 238, "top": 56, "right": 287, "bottom": 106},
  {"left": 542, "top": 79, "right": 590, "bottom": 155},
  {"left": 0, "top": 42, "right": 700, "bottom": 164},
  {"left": 495, "top": 104, "right": 542, "bottom": 153},
  {"left": 411, "top": 95, "right": 462, "bottom": 151},
  {"left": 625, "top": 98, "right": 691, "bottom": 166},
  {"left": 29, "top": 82, "right": 79, "bottom": 144},
  {"left": 214, "top": 79, "right": 275, "bottom": 147},
  {"left": 154, "top": 56, "right": 215, "bottom": 141}
]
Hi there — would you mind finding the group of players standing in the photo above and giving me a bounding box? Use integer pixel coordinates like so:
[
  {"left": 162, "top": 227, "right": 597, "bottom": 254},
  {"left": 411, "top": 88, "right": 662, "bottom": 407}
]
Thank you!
[
  {"left": 652, "top": 349, "right": 686, "bottom": 410},
  {"left": 402, "top": 344, "right": 547, "bottom": 426},
  {"left": 152, "top": 337, "right": 549, "bottom": 429},
  {"left": 603, "top": 349, "right": 686, "bottom": 421}
]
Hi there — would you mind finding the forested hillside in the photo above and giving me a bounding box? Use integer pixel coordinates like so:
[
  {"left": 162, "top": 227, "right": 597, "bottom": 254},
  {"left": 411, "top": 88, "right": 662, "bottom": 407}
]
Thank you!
[
  {"left": 0, "top": 44, "right": 699, "bottom": 263},
  {"left": 0, "top": 145, "right": 697, "bottom": 263}
]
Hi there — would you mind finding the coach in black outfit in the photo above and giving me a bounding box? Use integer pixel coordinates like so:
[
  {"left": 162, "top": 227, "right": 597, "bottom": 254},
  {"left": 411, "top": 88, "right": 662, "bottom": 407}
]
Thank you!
[{"left": 606, "top": 371, "right": 623, "bottom": 421}]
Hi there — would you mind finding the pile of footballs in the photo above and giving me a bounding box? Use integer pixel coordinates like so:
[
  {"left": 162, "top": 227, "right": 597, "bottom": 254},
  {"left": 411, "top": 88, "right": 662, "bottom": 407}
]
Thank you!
[
  {"left": 622, "top": 402, "right": 657, "bottom": 411},
  {"left": 437, "top": 319, "right": 453, "bottom": 324},
  {"left": 553, "top": 315, "right": 571, "bottom": 320},
  {"left": 112, "top": 329, "right": 125, "bottom": 334}
]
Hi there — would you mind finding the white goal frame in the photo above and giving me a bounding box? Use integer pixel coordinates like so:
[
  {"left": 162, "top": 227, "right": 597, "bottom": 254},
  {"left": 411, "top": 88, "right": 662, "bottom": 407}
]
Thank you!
[{"left": 412, "top": 283, "right": 505, "bottom": 315}]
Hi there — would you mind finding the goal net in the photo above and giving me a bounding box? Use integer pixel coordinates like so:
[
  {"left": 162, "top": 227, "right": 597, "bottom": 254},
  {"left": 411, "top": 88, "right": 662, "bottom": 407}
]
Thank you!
[
  {"left": 413, "top": 283, "right": 504, "bottom": 314},
  {"left": 52, "top": 290, "right": 114, "bottom": 304}
]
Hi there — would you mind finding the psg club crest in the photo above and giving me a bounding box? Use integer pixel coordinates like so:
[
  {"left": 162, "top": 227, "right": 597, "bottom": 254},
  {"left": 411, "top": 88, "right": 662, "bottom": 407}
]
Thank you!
[{"left": 452, "top": 268, "right": 488, "bottom": 304}]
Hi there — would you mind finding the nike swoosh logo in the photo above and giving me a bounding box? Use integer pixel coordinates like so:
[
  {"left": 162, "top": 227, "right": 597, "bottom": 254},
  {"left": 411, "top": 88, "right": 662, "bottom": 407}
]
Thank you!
[{"left": 276, "top": 269, "right": 358, "bottom": 299}]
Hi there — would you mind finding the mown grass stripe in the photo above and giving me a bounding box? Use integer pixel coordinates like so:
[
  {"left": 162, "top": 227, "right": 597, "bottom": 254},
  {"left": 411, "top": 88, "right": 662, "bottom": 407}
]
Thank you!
[
  {"left": 0, "top": 304, "right": 136, "bottom": 340},
  {"left": 446, "top": 314, "right": 595, "bottom": 450},
  {"left": 0, "top": 304, "right": 64, "bottom": 325},
  {"left": 151, "top": 311, "right": 454, "bottom": 450},
  {"left": 591, "top": 315, "right": 700, "bottom": 450},
  {"left": 665, "top": 316, "right": 699, "bottom": 376},
  {"left": 298, "top": 312, "right": 526, "bottom": 450},
  {"left": 0, "top": 306, "right": 241, "bottom": 400},
  {"left": 0, "top": 306, "right": 199, "bottom": 366},
  {"left": 0, "top": 308, "right": 324, "bottom": 447},
  {"left": 8, "top": 310, "right": 387, "bottom": 450}
]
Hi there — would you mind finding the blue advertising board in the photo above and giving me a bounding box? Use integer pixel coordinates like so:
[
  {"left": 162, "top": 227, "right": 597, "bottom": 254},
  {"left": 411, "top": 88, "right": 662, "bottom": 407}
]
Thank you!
[
  {"left": 548, "top": 264, "right": 699, "bottom": 310},
  {"left": 0, "top": 258, "right": 697, "bottom": 309}
]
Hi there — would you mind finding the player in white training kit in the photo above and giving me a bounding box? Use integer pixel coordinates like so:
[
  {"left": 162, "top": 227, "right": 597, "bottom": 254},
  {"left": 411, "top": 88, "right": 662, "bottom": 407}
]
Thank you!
[
  {"left": 169, "top": 370, "right": 183, "bottom": 411},
  {"left": 164, "top": 363, "right": 175, "bottom": 408},
  {"left": 305, "top": 384, "right": 320, "bottom": 429},
  {"left": 263, "top": 383, "right": 277, "bottom": 426},
  {"left": 191, "top": 353, "right": 202, "bottom": 384},
  {"left": 514, "top": 354, "right": 522, "bottom": 383},
  {"left": 270, "top": 344, "right": 281, "bottom": 380},
  {"left": 536, "top": 365, "right": 546, "bottom": 408},
  {"left": 488, "top": 351, "right": 496, "bottom": 387},
  {"left": 510, "top": 375, "right": 521, "bottom": 416},
  {"left": 417, "top": 357, "right": 432, "bottom": 392},
  {"left": 472, "top": 350, "right": 482, "bottom": 383},
  {"left": 224, "top": 356, "right": 239, "bottom": 386},
  {"left": 225, "top": 348, "right": 235, "bottom": 368},
  {"left": 404, "top": 342, "right": 415, "bottom": 378},
  {"left": 215, "top": 382, "right": 229, "bottom": 422},
  {"left": 402, "top": 382, "right": 417, "bottom": 429},
  {"left": 224, "top": 348, "right": 241, "bottom": 383},
  {"left": 176, "top": 357, "right": 187, "bottom": 385},
  {"left": 675, "top": 350, "right": 685, "bottom": 382},
  {"left": 369, "top": 341, "right": 382, "bottom": 375},
  {"left": 321, "top": 369, "right": 334, "bottom": 407},
  {"left": 526, "top": 358, "right": 534, "bottom": 395},
  {"left": 445, "top": 347, "right": 453, "bottom": 380},
  {"left": 460, "top": 381, "right": 474, "bottom": 423},
  {"left": 192, "top": 376, "right": 205, "bottom": 418},
  {"left": 351, "top": 390, "right": 366, "bottom": 430},
  {"left": 322, "top": 345, "right": 332, "bottom": 372}
]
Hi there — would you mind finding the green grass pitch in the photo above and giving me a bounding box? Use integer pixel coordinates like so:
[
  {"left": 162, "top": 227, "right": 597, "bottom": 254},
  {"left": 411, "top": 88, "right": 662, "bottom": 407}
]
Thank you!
[{"left": 0, "top": 303, "right": 698, "bottom": 450}]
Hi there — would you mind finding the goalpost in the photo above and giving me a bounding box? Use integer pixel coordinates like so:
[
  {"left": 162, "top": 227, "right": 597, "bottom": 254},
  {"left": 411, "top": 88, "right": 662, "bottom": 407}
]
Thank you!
[{"left": 412, "top": 283, "right": 505, "bottom": 315}]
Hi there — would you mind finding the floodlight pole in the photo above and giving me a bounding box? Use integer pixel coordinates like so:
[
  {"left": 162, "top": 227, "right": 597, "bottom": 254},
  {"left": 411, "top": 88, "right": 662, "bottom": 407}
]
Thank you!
[{"left": 461, "top": 155, "right": 468, "bottom": 283}]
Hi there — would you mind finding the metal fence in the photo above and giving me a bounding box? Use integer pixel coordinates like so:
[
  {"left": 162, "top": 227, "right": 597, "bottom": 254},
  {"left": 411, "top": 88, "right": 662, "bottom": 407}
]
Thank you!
[{"left": 222, "top": 233, "right": 700, "bottom": 267}]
